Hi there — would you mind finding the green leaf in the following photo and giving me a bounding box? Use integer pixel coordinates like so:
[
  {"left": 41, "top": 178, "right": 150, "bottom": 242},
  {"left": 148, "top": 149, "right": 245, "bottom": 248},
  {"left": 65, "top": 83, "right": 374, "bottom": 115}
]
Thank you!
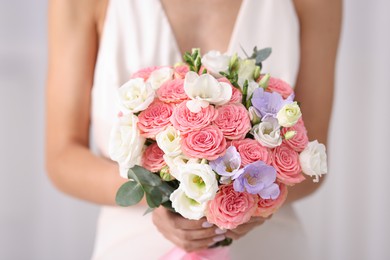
[
  {"left": 246, "top": 93, "right": 254, "bottom": 109},
  {"left": 161, "top": 200, "right": 175, "bottom": 212},
  {"left": 128, "top": 165, "right": 162, "bottom": 187},
  {"left": 115, "top": 181, "right": 144, "bottom": 207},
  {"left": 143, "top": 207, "right": 155, "bottom": 216},
  {"left": 242, "top": 80, "right": 249, "bottom": 107},
  {"left": 144, "top": 186, "right": 163, "bottom": 208},
  {"left": 255, "top": 48, "right": 272, "bottom": 65},
  {"left": 210, "top": 237, "right": 233, "bottom": 248}
]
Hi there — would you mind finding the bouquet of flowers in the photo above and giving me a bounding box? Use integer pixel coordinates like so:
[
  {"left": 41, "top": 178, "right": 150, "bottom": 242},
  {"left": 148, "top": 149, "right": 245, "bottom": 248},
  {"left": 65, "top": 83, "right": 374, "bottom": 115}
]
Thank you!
[{"left": 109, "top": 47, "right": 327, "bottom": 256}]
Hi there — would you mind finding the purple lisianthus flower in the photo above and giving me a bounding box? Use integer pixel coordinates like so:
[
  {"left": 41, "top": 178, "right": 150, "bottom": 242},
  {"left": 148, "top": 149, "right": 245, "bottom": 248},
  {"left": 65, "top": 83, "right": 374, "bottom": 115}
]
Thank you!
[
  {"left": 210, "top": 146, "right": 243, "bottom": 178},
  {"left": 251, "top": 88, "right": 293, "bottom": 120},
  {"left": 233, "top": 160, "right": 280, "bottom": 200}
]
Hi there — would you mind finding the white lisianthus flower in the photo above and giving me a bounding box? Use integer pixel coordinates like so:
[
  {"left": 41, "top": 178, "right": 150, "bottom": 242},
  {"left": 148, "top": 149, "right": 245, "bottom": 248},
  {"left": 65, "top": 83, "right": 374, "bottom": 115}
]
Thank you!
[
  {"left": 163, "top": 154, "right": 200, "bottom": 181},
  {"left": 201, "top": 50, "right": 230, "bottom": 78},
  {"left": 118, "top": 78, "right": 155, "bottom": 113},
  {"left": 179, "top": 163, "right": 218, "bottom": 203},
  {"left": 170, "top": 188, "right": 207, "bottom": 220},
  {"left": 276, "top": 101, "right": 302, "bottom": 127},
  {"left": 299, "top": 140, "right": 328, "bottom": 182},
  {"left": 147, "top": 67, "right": 174, "bottom": 90},
  {"left": 156, "top": 126, "right": 182, "bottom": 157},
  {"left": 238, "top": 59, "right": 257, "bottom": 81},
  {"left": 251, "top": 117, "right": 282, "bottom": 148},
  {"left": 184, "top": 71, "right": 232, "bottom": 113},
  {"left": 109, "top": 114, "right": 145, "bottom": 178}
]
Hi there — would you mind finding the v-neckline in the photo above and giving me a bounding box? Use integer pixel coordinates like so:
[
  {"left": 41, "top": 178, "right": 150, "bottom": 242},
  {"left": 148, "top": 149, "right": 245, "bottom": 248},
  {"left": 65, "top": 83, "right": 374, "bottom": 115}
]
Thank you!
[{"left": 157, "top": 0, "right": 247, "bottom": 58}]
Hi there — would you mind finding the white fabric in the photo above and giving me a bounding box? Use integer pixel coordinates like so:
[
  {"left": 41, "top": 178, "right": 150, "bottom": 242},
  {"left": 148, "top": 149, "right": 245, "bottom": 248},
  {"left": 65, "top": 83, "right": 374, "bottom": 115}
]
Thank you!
[{"left": 91, "top": 0, "right": 301, "bottom": 259}]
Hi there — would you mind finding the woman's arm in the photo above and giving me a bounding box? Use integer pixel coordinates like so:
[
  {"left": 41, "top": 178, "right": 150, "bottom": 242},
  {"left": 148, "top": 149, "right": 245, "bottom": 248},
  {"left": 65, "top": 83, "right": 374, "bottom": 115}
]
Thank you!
[
  {"left": 287, "top": 0, "right": 342, "bottom": 202},
  {"left": 45, "top": 0, "right": 124, "bottom": 205},
  {"left": 45, "top": 2, "right": 228, "bottom": 251}
]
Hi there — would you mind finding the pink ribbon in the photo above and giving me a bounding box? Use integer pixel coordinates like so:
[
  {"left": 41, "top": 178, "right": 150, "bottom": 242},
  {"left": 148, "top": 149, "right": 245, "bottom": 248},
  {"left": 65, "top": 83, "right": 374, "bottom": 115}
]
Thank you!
[{"left": 160, "top": 246, "right": 230, "bottom": 260}]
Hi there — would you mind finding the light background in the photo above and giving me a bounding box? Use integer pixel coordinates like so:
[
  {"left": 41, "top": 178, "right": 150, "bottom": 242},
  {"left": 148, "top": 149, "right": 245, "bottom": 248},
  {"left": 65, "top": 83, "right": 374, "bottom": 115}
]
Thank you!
[{"left": 0, "top": 0, "right": 389, "bottom": 259}]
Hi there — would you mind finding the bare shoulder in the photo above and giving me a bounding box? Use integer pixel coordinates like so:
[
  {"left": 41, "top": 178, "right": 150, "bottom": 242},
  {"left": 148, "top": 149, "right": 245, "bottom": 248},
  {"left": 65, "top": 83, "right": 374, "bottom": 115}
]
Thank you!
[
  {"left": 293, "top": 0, "right": 342, "bottom": 15},
  {"left": 48, "top": 0, "right": 98, "bottom": 17}
]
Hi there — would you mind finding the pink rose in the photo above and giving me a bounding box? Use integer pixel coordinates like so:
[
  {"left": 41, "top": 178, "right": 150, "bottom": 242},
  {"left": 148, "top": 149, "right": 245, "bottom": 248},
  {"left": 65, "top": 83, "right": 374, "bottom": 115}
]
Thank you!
[
  {"left": 254, "top": 182, "right": 288, "bottom": 218},
  {"left": 213, "top": 103, "right": 251, "bottom": 140},
  {"left": 181, "top": 125, "right": 226, "bottom": 160},
  {"left": 230, "top": 86, "right": 243, "bottom": 103},
  {"left": 171, "top": 101, "right": 217, "bottom": 135},
  {"left": 174, "top": 65, "right": 190, "bottom": 79},
  {"left": 230, "top": 139, "right": 271, "bottom": 166},
  {"left": 130, "top": 66, "right": 161, "bottom": 81},
  {"left": 264, "top": 77, "right": 293, "bottom": 99},
  {"left": 156, "top": 79, "right": 189, "bottom": 103},
  {"left": 142, "top": 143, "right": 166, "bottom": 172},
  {"left": 271, "top": 143, "right": 305, "bottom": 185},
  {"left": 206, "top": 185, "right": 258, "bottom": 229},
  {"left": 282, "top": 118, "right": 309, "bottom": 152},
  {"left": 137, "top": 100, "right": 174, "bottom": 139}
]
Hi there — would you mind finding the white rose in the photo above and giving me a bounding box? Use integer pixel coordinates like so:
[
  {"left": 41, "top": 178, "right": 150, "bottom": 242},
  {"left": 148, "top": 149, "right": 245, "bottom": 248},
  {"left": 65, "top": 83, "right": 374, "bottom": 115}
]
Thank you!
[
  {"left": 299, "top": 140, "right": 328, "bottom": 182},
  {"left": 170, "top": 188, "right": 207, "bottom": 220},
  {"left": 118, "top": 78, "right": 155, "bottom": 113},
  {"left": 156, "top": 126, "right": 182, "bottom": 157},
  {"left": 238, "top": 59, "right": 257, "bottom": 81},
  {"left": 147, "top": 67, "right": 174, "bottom": 90},
  {"left": 163, "top": 154, "right": 200, "bottom": 181},
  {"left": 109, "top": 114, "right": 145, "bottom": 178},
  {"left": 251, "top": 117, "right": 282, "bottom": 148},
  {"left": 179, "top": 163, "right": 218, "bottom": 203},
  {"left": 276, "top": 101, "right": 302, "bottom": 127},
  {"left": 201, "top": 51, "right": 230, "bottom": 78},
  {"left": 184, "top": 71, "right": 232, "bottom": 113}
]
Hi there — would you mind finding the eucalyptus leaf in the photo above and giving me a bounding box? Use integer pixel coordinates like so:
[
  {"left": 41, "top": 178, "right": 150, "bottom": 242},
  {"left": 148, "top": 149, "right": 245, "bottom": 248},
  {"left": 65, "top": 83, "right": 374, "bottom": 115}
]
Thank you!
[
  {"left": 157, "top": 182, "right": 176, "bottom": 197},
  {"left": 128, "top": 165, "right": 162, "bottom": 186},
  {"left": 143, "top": 207, "right": 155, "bottom": 216},
  {"left": 115, "top": 181, "right": 144, "bottom": 207},
  {"left": 144, "top": 186, "right": 163, "bottom": 208},
  {"left": 255, "top": 48, "right": 272, "bottom": 65},
  {"left": 161, "top": 200, "right": 175, "bottom": 212}
]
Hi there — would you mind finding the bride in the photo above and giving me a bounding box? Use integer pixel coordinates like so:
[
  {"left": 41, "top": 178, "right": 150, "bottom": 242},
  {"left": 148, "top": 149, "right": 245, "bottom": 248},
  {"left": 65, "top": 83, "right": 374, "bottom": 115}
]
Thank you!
[{"left": 45, "top": 0, "right": 341, "bottom": 259}]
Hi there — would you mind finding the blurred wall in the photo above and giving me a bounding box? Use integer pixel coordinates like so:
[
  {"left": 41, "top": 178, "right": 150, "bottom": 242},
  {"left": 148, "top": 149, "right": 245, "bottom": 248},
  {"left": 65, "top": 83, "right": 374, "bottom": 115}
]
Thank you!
[
  {"left": 0, "top": 0, "right": 389, "bottom": 259},
  {"left": 0, "top": 1, "right": 99, "bottom": 260}
]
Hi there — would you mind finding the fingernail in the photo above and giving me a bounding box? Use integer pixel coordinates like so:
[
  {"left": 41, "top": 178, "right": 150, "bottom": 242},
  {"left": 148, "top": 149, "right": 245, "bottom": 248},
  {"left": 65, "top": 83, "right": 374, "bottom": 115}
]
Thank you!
[
  {"left": 202, "top": 221, "right": 213, "bottom": 228},
  {"left": 213, "top": 235, "right": 226, "bottom": 242},
  {"left": 215, "top": 228, "right": 227, "bottom": 235}
]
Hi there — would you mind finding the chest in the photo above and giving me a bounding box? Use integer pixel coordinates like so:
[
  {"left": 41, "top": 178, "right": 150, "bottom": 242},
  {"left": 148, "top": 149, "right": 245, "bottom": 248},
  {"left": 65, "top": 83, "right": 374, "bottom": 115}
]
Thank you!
[
  {"left": 160, "top": 0, "right": 243, "bottom": 54},
  {"left": 98, "top": 0, "right": 243, "bottom": 55}
]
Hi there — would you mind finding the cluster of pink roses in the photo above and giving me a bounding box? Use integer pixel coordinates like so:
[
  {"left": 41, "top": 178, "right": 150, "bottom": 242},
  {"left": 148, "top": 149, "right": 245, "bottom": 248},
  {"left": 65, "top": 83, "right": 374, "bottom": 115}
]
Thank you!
[{"left": 110, "top": 50, "right": 327, "bottom": 231}]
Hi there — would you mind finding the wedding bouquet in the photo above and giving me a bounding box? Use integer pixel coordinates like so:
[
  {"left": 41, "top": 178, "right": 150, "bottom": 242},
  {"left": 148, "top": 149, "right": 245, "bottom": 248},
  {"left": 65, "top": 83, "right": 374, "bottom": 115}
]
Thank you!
[{"left": 109, "top": 47, "right": 327, "bottom": 250}]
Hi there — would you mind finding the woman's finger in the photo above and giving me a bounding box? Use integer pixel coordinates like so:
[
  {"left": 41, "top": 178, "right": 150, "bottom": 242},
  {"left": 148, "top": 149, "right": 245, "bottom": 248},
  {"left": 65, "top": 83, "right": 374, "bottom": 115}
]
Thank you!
[
  {"left": 174, "top": 233, "right": 228, "bottom": 252},
  {"left": 176, "top": 226, "right": 227, "bottom": 241},
  {"left": 172, "top": 215, "right": 214, "bottom": 230}
]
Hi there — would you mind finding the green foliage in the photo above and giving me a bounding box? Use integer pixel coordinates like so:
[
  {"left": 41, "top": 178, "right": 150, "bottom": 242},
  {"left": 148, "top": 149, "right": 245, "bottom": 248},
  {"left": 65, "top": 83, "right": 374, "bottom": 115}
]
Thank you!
[
  {"left": 183, "top": 48, "right": 202, "bottom": 73},
  {"left": 250, "top": 47, "right": 272, "bottom": 68},
  {"left": 115, "top": 165, "right": 176, "bottom": 211},
  {"left": 116, "top": 181, "right": 144, "bottom": 206},
  {"left": 241, "top": 79, "right": 249, "bottom": 108},
  {"left": 210, "top": 237, "right": 233, "bottom": 248}
]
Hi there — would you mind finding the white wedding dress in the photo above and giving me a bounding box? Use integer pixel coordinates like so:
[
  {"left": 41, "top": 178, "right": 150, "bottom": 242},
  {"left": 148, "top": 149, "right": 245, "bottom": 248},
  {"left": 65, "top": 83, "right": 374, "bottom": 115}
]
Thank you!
[{"left": 91, "top": 0, "right": 305, "bottom": 259}]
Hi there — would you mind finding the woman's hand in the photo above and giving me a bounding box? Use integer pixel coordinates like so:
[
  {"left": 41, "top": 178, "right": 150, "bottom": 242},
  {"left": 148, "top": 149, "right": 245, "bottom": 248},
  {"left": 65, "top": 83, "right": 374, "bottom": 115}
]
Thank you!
[
  {"left": 152, "top": 207, "right": 227, "bottom": 252},
  {"left": 225, "top": 216, "right": 271, "bottom": 241}
]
